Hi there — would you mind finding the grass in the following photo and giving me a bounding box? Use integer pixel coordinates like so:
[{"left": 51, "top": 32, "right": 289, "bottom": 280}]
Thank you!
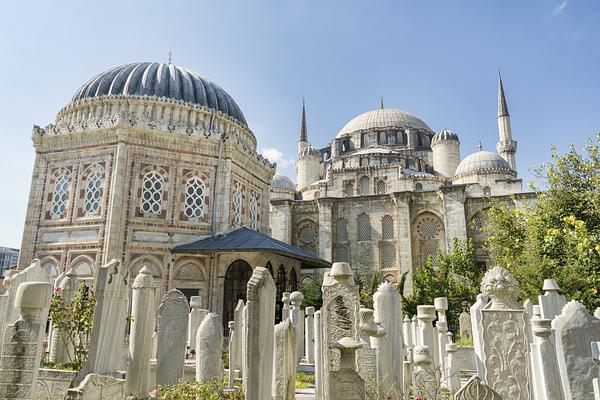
[{"left": 295, "top": 371, "right": 315, "bottom": 389}]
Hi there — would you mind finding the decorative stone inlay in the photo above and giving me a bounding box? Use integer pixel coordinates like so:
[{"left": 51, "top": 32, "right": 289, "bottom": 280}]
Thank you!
[
  {"left": 454, "top": 376, "right": 502, "bottom": 400},
  {"left": 480, "top": 266, "right": 519, "bottom": 309}
]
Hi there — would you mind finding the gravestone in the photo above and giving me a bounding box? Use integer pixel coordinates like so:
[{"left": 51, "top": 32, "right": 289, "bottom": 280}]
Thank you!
[
  {"left": 282, "top": 292, "right": 291, "bottom": 321},
  {"left": 49, "top": 268, "right": 78, "bottom": 364},
  {"left": 591, "top": 342, "right": 600, "bottom": 400},
  {"left": 539, "top": 279, "right": 566, "bottom": 321},
  {"left": 66, "top": 373, "right": 126, "bottom": 400},
  {"left": 446, "top": 333, "right": 460, "bottom": 394},
  {"left": 0, "top": 281, "right": 52, "bottom": 400},
  {"left": 314, "top": 310, "right": 323, "bottom": 400},
  {"left": 290, "top": 291, "right": 305, "bottom": 362},
  {"left": 244, "top": 267, "right": 276, "bottom": 400},
  {"left": 553, "top": 300, "right": 600, "bottom": 400},
  {"left": 187, "top": 296, "right": 203, "bottom": 354},
  {"left": 195, "top": 313, "right": 223, "bottom": 382},
  {"left": 529, "top": 317, "right": 562, "bottom": 400},
  {"left": 227, "top": 321, "right": 236, "bottom": 387},
  {"left": 595, "top": 308, "right": 600, "bottom": 319},
  {"left": 435, "top": 297, "right": 449, "bottom": 384},
  {"left": 305, "top": 306, "right": 315, "bottom": 363},
  {"left": 454, "top": 376, "right": 502, "bottom": 400},
  {"left": 416, "top": 305, "right": 438, "bottom": 370},
  {"left": 371, "top": 322, "right": 393, "bottom": 397},
  {"left": 232, "top": 299, "right": 244, "bottom": 375},
  {"left": 357, "top": 308, "right": 377, "bottom": 398},
  {"left": 125, "top": 266, "right": 155, "bottom": 399},
  {"left": 272, "top": 319, "right": 296, "bottom": 400},
  {"left": 373, "top": 281, "right": 403, "bottom": 392},
  {"left": 459, "top": 310, "right": 472, "bottom": 341},
  {"left": 412, "top": 344, "right": 436, "bottom": 399},
  {"left": 329, "top": 338, "right": 365, "bottom": 400},
  {"left": 156, "top": 290, "right": 189, "bottom": 386},
  {"left": 478, "top": 266, "right": 531, "bottom": 399},
  {"left": 320, "top": 263, "right": 360, "bottom": 400},
  {"left": 80, "top": 260, "right": 128, "bottom": 378},
  {"left": 470, "top": 294, "right": 487, "bottom": 378}
]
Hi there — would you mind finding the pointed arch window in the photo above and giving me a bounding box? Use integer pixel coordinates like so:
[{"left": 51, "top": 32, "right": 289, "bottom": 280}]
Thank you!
[
  {"left": 357, "top": 212, "right": 371, "bottom": 241},
  {"left": 140, "top": 171, "right": 163, "bottom": 215},
  {"left": 288, "top": 269, "right": 298, "bottom": 292},
  {"left": 335, "top": 218, "right": 348, "bottom": 243},
  {"left": 184, "top": 177, "right": 206, "bottom": 219},
  {"left": 249, "top": 197, "right": 258, "bottom": 230},
  {"left": 232, "top": 189, "right": 242, "bottom": 225},
  {"left": 51, "top": 174, "right": 70, "bottom": 219},
  {"left": 84, "top": 166, "right": 103, "bottom": 216},
  {"left": 344, "top": 182, "right": 354, "bottom": 197},
  {"left": 382, "top": 215, "right": 394, "bottom": 240},
  {"left": 376, "top": 180, "right": 386, "bottom": 194},
  {"left": 276, "top": 266, "right": 286, "bottom": 298}
]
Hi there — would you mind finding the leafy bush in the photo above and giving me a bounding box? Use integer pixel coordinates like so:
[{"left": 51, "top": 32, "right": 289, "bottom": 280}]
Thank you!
[
  {"left": 295, "top": 371, "right": 315, "bottom": 389},
  {"left": 299, "top": 274, "right": 323, "bottom": 309},
  {"left": 153, "top": 378, "right": 244, "bottom": 400}
]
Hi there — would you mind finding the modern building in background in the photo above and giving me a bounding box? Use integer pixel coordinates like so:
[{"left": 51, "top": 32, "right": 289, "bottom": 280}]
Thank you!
[
  {"left": 270, "top": 74, "right": 535, "bottom": 290},
  {"left": 0, "top": 246, "right": 19, "bottom": 276}
]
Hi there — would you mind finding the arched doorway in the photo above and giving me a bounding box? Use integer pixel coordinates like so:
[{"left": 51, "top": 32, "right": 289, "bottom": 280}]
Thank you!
[{"left": 223, "top": 260, "right": 253, "bottom": 331}]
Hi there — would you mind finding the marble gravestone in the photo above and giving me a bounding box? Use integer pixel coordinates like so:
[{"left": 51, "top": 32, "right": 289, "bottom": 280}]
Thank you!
[
  {"left": 232, "top": 299, "right": 244, "bottom": 375},
  {"left": 553, "top": 300, "right": 600, "bottom": 400},
  {"left": 156, "top": 290, "right": 189, "bottom": 386},
  {"left": 454, "top": 376, "right": 502, "bottom": 400},
  {"left": 244, "top": 267, "right": 276, "bottom": 400},
  {"left": 187, "top": 296, "right": 203, "bottom": 354},
  {"left": 196, "top": 313, "right": 223, "bottom": 382},
  {"left": 458, "top": 310, "right": 472, "bottom": 341},
  {"left": 329, "top": 338, "right": 365, "bottom": 400},
  {"left": 272, "top": 318, "right": 296, "bottom": 400},
  {"left": 478, "top": 266, "right": 531, "bottom": 400},
  {"left": 320, "top": 263, "right": 360, "bottom": 400},
  {"left": 538, "top": 279, "right": 566, "bottom": 321}
]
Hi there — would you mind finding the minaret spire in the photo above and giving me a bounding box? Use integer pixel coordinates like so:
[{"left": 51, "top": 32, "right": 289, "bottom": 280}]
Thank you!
[
  {"left": 498, "top": 70, "right": 509, "bottom": 118},
  {"left": 496, "top": 70, "right": 517, "bottom": 171},
  {"left": 299, "top": 97, "right": 307, "bottom": 143}
]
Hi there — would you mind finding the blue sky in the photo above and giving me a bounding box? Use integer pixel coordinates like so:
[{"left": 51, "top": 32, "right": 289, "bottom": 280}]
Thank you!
[{"left": 0, "top": 1, "right": 598, "bottom": 247}]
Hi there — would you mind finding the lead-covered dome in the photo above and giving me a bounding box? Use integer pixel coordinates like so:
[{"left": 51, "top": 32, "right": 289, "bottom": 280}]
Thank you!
[
  {"left": 299, "top": 144, "right": 321, "bottom": 158},
  {"left": 432, "top": 128, "right": 459, "bottom": 144},
  {"left": 70, "top": 62, "right": 247, "bottom": 126},
  {"left": 336, "top": 108, "right": 432, "bottom": 138},
  {"left": 271, "top": 174, "right": 296, "bottom": 192},
  {"left": 454, "top": 150, "right": 513, "bottom": 177}
]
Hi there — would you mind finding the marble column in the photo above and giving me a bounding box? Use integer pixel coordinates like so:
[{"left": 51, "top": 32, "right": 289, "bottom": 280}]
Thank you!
[
  {"left": 305, "top": 306, "right": 315, "bottom": 364},
  {"left": 125, "top": 266, "right": 155, "bottom": 399}
]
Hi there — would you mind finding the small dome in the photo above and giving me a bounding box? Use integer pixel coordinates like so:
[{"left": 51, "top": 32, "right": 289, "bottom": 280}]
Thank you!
[
  {"left": 70, "top": 62, "right": 247, "bottom": 126},
  {"left": 336, "top": 108, "right": 432, "bottom": 138},
  {"left": 454, "top": 150, "right": 512, "bottom": 177},
  {"left": 432, "top": 128, "right": 459, "bottom": 144},
  {"left": 299, "top": 144, "right": 321, "bottom": 158},
  {"left": 271, "top": 174, "right": 296, "bottom": 192}
]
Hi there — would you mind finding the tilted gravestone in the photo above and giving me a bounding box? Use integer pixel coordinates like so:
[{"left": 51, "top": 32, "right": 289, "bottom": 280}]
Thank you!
[
  {"left": 244, "top": 267, "right": 276, "bottom": 400},
  {"left": 156, "top": 289, "right": 189, "bottom": 386},
  {"left": 478, "top": 266, "right": 531, "bottom": 399},
  {"left": 553, "top": 300, "right": 600, "bottom": 400}
]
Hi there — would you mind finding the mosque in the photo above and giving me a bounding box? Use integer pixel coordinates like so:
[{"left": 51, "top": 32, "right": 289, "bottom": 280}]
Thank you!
[
  {"left": 16, "top": 60, "right": 533, "bottom": 323},
  {"left": 270, "top": 74, "right": 534, "bottom": 289}
]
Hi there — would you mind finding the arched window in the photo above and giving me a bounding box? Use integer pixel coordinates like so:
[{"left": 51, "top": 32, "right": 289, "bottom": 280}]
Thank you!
[
  {"left": 335, "top": 218, "right": 348, "bottom": 243},
  {"left": 249, "top": 197, "right": 258, "bottom": 230},
  {"left": 382, "top": 215, "right": 394, "bottom": 240},
  {"left": 232, "top": 189, "right": 242, "bottom": 225},
  {"left": 84, "top": 166, "right": 103, "bottom": 215},
  {"left": 344, "top": 182, "right": 354, "bottom": 197},
  {"left": 358, "top": 176, "right": 370, "bottom": 196},
  {"left": 334, "top": 244, "right": 351, "bottom": 263},
  {"left": 265, "top": 261, "right": 273, "bottom": 276},
  {"left": 140, "top": 171, "right": 163, "bottom": 215},
  {"left": 361, "top": 132, "right": 368, "bottom": 147},
  {"left": 400, "top": 131, "right": 407, "bottom": 145},
  {"left": 482, "top": 186, "right": 491, "bottom": 197},
  {"left": 380, "top": 242, "right": 397, "bottom": 268},
  {"left": 51, "top": 174, "right": 70, "bottom": 219},
  {"left": 276, "top": 266, "right": 286, "bottom": 299},
  {"left": 376, "top": 180, "right": 386, "bottom": 194},
  {"left": 414, "top": 213, "right": 445, "bottom": 267},
  {"left": 288, "top": 269, "right": 298, "bottom": 292},
  {"left": 223, "top": 260, "right": 253, "bottom": 331},
  {"left": 357, "top": 212, "right": 371, "bottom": 241},
  {"left": 184, "top": 177, "right": 206, "bottom": 219},
  {"left": 415, "top": 183, "right": 423, "bottom": 191}
]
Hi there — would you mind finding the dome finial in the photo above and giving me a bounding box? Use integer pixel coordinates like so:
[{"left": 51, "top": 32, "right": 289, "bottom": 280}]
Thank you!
[
  {"left": 168, "top": 51, "right": 173, "bottom": 65},
  {"left": 380, "top": 97, "right": 384, "bottom": 109},
  {"left": 478, "top": 141, "right": 483, "bottom": 151}
]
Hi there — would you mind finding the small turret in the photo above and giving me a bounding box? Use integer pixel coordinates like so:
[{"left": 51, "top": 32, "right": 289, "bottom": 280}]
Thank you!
[{"left": 431, "top": 128, "right": 460, "bottom": 178}]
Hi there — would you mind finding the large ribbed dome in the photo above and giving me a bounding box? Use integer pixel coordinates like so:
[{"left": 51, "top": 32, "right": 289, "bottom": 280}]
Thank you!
[
  {"left": 70, "top": 62, "right": 247, "bottom": 126},
  {"left": 336, "top": 108, "right": 432, "bottom": 138}
]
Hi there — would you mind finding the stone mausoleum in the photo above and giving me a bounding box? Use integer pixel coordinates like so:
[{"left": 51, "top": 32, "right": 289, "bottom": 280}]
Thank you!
[
  {"left": 270, "top": 75, "right": 535, "bottom": 289},
  {"left": 16, "top": 61, "right": 327, "bottom": 326}
]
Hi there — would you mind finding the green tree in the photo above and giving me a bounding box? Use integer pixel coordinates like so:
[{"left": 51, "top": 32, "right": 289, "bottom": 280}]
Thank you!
[
  {"left": 400, "top": 239, "right": 482, "bottom": 334},
  {"left": 299, "top": 274, "right": 323, "bottom": 309},
  {"left": 48, "top": 283, "right": 95, "bottom": 370},
  {"left": 485, "top": 136, "right": 600, "bottom": 311}
]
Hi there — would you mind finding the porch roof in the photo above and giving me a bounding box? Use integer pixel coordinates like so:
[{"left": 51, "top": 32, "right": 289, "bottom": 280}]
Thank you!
[{"left": 171, "top": 227, "right": 330, "bottom": 268}]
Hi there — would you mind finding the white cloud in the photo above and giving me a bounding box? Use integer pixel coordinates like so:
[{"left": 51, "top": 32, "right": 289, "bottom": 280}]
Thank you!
[
  {"left": 260, "top": 148, "right": 295, "bottom": 168},
  {"left": 553, "top": 0, "right": 567, "bottom": 16}
]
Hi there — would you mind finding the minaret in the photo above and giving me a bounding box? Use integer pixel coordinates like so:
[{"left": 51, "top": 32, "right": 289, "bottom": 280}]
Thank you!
[
  {"left": 298, "top": 98, "right": 308, "bottom": 154},
  {"left": 496, "top": 71, "right": 517, "bottom": 171}
]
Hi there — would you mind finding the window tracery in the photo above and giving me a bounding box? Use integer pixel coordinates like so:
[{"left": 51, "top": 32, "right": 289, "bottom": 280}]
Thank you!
[
  {"left": 382, "top": 215, "right": 394, "bottom": 240},
  {"left": 357, "top": 212, "right": 371, "bottom": 241},
  {"left": 249, "top": 197, "right": 258, "bottom": 230},
  {"left": 359, "top": 176, "right": 370, "bottom": 195},
  {"left": 184, "top": 177, "right": 206, "bottom": 219},
  {"left": 376, "top": 180, "right": 386, "bottom": 194},
  {"left": 52, "top": 174, "right": 70, "bottom": 219},
  {"left": 140, "top": 171, "right": 164, "bottom": 215},
  {"left": 335, "top": 218, "right": 348, "bottom": 243},
  {"left": 232, "top": 189, "right": 242, "bottom": 225},
  {"left": 84, "top": 166, "right": 103, "bottom": 216}
]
